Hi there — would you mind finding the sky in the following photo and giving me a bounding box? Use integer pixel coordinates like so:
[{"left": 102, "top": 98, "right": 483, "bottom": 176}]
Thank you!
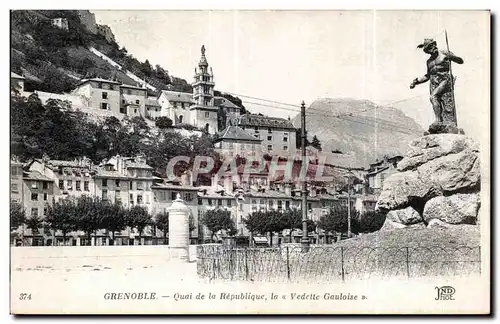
[{"left": 93, "top": 10, "right": 490, "bottom": 142}]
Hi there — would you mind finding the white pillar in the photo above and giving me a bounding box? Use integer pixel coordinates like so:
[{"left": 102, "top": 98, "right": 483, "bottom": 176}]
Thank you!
[{"left": 167, "top": 193, "right": 190, "bottom": 262}]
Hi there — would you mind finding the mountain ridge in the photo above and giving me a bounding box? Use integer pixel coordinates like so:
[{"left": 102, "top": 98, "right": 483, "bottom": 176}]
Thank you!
[{"left": 292, "top": 98, "right": 425, "bottom": 168}]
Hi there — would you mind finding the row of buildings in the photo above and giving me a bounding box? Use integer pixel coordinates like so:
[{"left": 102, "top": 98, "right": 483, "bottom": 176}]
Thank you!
[
  {"left": 12, "top": 44, "right": 298, "bottom": 157},
  {"left": 11, "top": 152, "right": 401, "bottom": 246}
]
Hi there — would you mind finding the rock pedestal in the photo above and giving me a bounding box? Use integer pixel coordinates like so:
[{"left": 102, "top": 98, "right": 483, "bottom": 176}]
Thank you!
[
  {"left": 376, "top": 133, "right": 481, "bottom": 229},
  {"left": 167, "top": 194, "right": 191, "bottom": 262}
]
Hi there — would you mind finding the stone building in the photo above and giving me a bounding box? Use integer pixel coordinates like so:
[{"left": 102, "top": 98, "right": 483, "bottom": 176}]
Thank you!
[
  {"left": 97, "top": 24, "right": 115, "bottom": 43},
  {"left": 237, "top": 114, "right": 297, "bottom": 156},
  {"left": 157, "top": 90, "right": 194, "bottom": 124},
  {"left": 51, "top": 18, "right": 69, "bottom": 30},
  {"left": 119, "top": 84, "right": 147, "bottom": 117},
  {"left": 77, "top": 10, "right": 97, "bottom": 34},
  {"left": 10, "top": 160, "right": 24, "bottom": 204},
  {"left": 366, "top": 155, "right": 403, "bottom": 193},
  {"left": 72, "top": 78, "right": 122, "bottom": 114},
  {"left": 213, "top": 124, "right": 263, "bottom": 158}
]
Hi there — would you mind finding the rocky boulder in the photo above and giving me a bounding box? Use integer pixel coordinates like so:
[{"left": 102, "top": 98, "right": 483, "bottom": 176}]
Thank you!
[
  {"left": 417, "top": 150, "right": 480, "bottom": 193},
  {"left": 376, "top": 133, "right": 481, "bottom": 228},
  {"left": 423, "top": 193, "right": 480, "bottom": 225},
  {"left": 376, "top": 171, "right": 441, "bottom": 212},
  {"left": 386, "top": 206, "right": 423, "bottom": 225},
  {"left": 397, "top": 134, "right": 479, "bottom": 172}
]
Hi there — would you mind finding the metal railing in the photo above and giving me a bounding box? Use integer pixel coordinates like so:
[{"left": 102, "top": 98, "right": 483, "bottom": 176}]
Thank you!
[{"left": 197, "top": 245, "right": 481, "bottom": 282}]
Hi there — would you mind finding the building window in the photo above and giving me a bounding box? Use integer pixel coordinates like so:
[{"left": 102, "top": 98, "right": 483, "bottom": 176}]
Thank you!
[
  {"left": 285, "top": 201, "right": 290, "bottom": 210},
  {"left": 102, "top": 179, "right": 107, "bottom": 187},
  {"left": 218, "top": 199, "right": 222, "bottom": 206},
  {"left": 43, "top": 207, "right": 48, "bottom": 216},
  {"left": 205, "top": 112, "right": 210, "bottom": 118},
  {"left": 31, "top": 208, "right": 38, "bottom": 217},
  {"left": 115, "top": 180, "right": 120, "bottom": 187},
  {"left": 67, "top": 180, "right": 72, "bottom": 190},
  {"left": 84, "top": 181, "right": 89, "bottom": 191},
  {"left": 43, "top": 193, "right": 48, "bottom": 201},
  {"left": 181, "top": 103, "right": 185, "bottom": 108},
  {"left": 109, "top": 85, "right": 114, "bottom": 91},
  {"left": 267, "top": 135, "right": 272, "bottom": 141},
  {"left": 277, "top": 200, "right": 283, "bottom": 211},
  {"left": 308, "top": 203, "right": 312, "bottom": 210},
  {"left": 267, "top": 145, "right": 273, "bottom": 151},
  {"left": 283, "top": 145, "right": 288, "bottom": 151},
  {"left": 137, "top": 195, "right": 143, "bottom": 204},
  {"left": 208, "top": 199, "right": 212, "bottom": 206},
  {"left": 102, "top": 92, "right": 108, "bottom": 99},
  {"left": 42, "top": 182, "right": 48, "bottom": 190},
  {"left": 185, "top": 193, "right": 192, "bottom": 201},
  {"left": 115, "top": 190, "right": 121, "bottom": 203},
  {"left": 127, "top": 89, "right": 132, "bottom": 95},
  {"left": 98, "top": 82, "right": 102, "bottom": 89},
  {"left": 283, "top": 136, "right": 288, "bottom": 142},
  {"left": 135, "top": 99, "right": 140, "bottom": 105},
  {"left": 134, "top": 108, "right": 137, "bottom": 113},
  {"left": 129, "top": 182, "right": 133, "bottom": 190},
  {"left": 101, "top": 102, "right": 108, "bottom": 110},
  {"left": 120, "top": 107, "right": 126, "bottom": 114},
  {"left": 102, "top": 189, "right": 108, "bottom": 201},
  {"left": 227, "top": 199, "right": 232, "bottom": 207},
  {"left": 11, "top": 184, "right": 18, "bottom": 193},
  {"left": 31, "top": 193, "right": 38, "bottom": 201},
  {"left": 122, "top": 99, "right": 125, "bottom": 104},
  {"left": 76, "top": 181, "right": 81, "bottom": 191},
  {"left": 137, "top": 182, "right": 143, "bottom": 190},
  {"left": 31, "top": 181, "right": 38, "bottom": 189},
  {"left": 130, "top": 194, "right": 134, "bottom": 205},
  {"left": 268, "top": 128, "right": 272, "bottom": 134},
  {"left": 198, "top": 198, "right": 202, "bottom": 205},
  {"left": 171, "top": 192, "right": 178, "bottom": 201},
  {"left": 59, "top": 180, "right": 64, "bottom": 189},
  {"left": 269, "top": 200, "right": 274, "bottom": 208}
]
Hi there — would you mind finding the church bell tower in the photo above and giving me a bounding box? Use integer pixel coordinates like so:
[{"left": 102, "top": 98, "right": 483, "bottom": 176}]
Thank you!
[{"left": 191, "top": 45, "right": 218, "bottom": 134}]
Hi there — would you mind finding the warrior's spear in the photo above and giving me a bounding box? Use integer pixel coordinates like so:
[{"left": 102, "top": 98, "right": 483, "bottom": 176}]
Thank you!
[{"left": 445, "top": 30, "right": 458, "bottom": 125}]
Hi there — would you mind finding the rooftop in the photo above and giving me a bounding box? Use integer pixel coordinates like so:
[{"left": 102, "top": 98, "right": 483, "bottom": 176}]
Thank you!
[
  {"left": 159, "top": 90, "right": 194, "bottom": 104},
  {"left": 11, "top": 72, "right": 25, "bottom": 80},
  {"left": 78, "top": 78, "right": 122, "bottom": 87},
  {"left": 120, "top": 83, "right": 146, "bottom": 91},
  {"left": 238, "top": 114, "right": 295, "bottom": 130},
  {"left": 214, "top": 97, "right": 240, "bottom": 110},
  {"left": 23, "top": 171, "right": 53, "bottom": 182},
  {"left": 215, "top": 125, "right": 262, "bottom": 143}
]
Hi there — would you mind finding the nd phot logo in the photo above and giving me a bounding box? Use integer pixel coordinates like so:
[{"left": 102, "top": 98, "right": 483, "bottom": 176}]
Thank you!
[{"left": 435, "top": 286, "right": 456, "bottom": 301}]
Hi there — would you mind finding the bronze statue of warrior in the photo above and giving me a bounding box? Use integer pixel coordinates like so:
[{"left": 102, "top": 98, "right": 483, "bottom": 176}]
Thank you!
[{"left": 410, "top": 38, "right": 464, "bottom": 126}]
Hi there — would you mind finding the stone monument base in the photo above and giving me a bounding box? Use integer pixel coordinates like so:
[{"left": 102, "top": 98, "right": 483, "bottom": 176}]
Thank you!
[{"left": 426, "top": 122, "right": 465, "bottom": 135}]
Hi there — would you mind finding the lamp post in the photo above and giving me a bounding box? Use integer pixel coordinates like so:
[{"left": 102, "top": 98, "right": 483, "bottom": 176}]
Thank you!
[{"left": 300, "top": 100, "right": 310, "bottom": 252}]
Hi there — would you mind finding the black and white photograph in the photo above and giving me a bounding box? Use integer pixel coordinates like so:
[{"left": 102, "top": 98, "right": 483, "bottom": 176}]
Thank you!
[{"left": 8, "top": 8, "right": 490, "bottom": 315}]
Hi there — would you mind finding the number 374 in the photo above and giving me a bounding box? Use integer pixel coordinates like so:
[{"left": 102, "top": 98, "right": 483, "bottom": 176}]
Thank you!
[{"left": 19, "top": 293, "right": 31, "bottom": 300}]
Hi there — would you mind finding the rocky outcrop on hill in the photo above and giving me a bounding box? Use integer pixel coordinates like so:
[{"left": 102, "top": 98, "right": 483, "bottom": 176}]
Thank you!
[{"left": 376, "top": 134, "right": 481, "bottom": 229}]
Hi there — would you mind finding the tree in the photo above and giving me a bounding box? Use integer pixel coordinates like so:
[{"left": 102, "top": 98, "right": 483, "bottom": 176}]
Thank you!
[
  {"left": 10, "top": 201, "right": 26, "bottom": 232},
  {"left": 317, "top": 205, "right": 360, "bottom": 238},
  {"left": 25, "top": 214, "right": 43, "bottom": 245},
  {"left": 281, "top": 209, "right": 302, "bottom": 242},
  {"left": 200, "top": 209, "right": 235, "bottom": 242},
  {"left": 155, "top": 211, "right": 169, "bottom": 245},
  {"left": 189, "top": 214, "right": 196, "bottom": 233},
  {"left": 101, "top": 202, "right": 127, "bottom": 245},
  {"left": 127, "top": 205, "right": 152, "bottom": 245},
  {"left": 155, "top": 116, "right": 173, "bottom": 129},
  {"left": 358, "top": 210, "right": 386, "bottom": 233},
  {"left": 74, "top": 196, "right": 105, "bottom": 246},
  {"left": 45, "top": 198, "right": 77, "bottom": 245},
  {"left": 310, "top": 135, "right": 322, "bottom": 151},
  {"left": 243, "top": 210, "right": 287, "bottom": 247},
  {"left": 217, "top": 105, "right": 227, "bottom": 131},
  {"left": 140, "top": 59, "right": 153, "bottom": 78}
]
